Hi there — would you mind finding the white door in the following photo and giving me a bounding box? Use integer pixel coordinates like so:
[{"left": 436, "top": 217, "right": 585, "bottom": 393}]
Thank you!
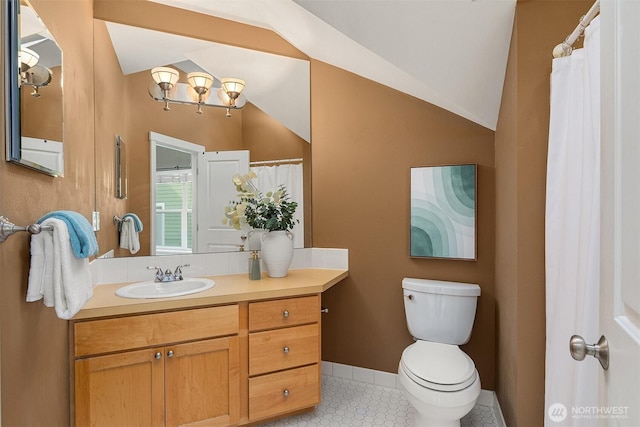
[
  {"left": 598, "top": 0, "right": 640, "bottom": 423},
  {"left": 20, "top": 136, "right": 64, "bottom": 175},
  {"left": 196, "top": 150, "right": 249, "bottom": 253}
]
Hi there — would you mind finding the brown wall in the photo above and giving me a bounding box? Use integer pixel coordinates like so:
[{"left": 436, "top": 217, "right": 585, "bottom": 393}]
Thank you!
[
  {"left": 21, "top": 65, "right": 64, "bottom": 141},
  {"left": 242, "top": 103, "right": 313, "bottom": 246},
  {"left": 94, "top": 19, "right": 129, "bottom": 257},
  {"left": 0, "top": 0, "right": 94, "bottom": 425},
  {"left": 494, "top": 1, "right": 592, "bottom": 425},
  {"left": 311, "top": 60, "right": 497, "bottom": 388}
]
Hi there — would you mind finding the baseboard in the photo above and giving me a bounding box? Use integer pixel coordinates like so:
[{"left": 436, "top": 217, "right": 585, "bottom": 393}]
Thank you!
[{"left": 321, "top": 360, "right": 506, "bottom": 424}]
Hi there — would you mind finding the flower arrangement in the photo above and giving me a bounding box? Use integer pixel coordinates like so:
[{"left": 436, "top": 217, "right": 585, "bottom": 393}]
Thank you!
[{"left": 223, "top": 172, "right": 299, "bottom": 232}]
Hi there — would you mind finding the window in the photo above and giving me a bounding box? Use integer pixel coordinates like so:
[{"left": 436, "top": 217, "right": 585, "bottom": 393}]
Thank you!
[{"left": 155, "top": 171, "right": 193, "bottom": 254}]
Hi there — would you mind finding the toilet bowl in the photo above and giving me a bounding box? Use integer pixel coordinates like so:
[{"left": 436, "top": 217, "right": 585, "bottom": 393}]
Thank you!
[
  {"left": 399, "top": 278, "right": 481, "bottom": 427},
  {"left": 398, "top": 341, "right": 480, "bottom": 427}
]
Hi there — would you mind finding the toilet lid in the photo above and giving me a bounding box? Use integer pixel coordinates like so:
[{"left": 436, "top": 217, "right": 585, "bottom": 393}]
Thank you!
[{"left": 401, "top": 341, "right": 477, "bottom": 392}]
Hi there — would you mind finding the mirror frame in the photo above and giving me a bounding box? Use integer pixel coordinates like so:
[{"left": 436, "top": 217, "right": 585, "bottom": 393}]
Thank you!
[
  {"left": 4, "top": 0, "right": 63, "bottom": 177},
  {"left": 4, "top": 0, "right": 20, "bottom": 160}
]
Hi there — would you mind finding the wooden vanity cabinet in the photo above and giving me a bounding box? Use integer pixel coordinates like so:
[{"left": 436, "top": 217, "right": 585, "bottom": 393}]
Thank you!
[
  {"left": 72, "top": 293, "right": 325, "bottom": 426},
  {"left": 72, "top": 305, "right": 240, "bottom": 427},
  {"left": 247, "top": 295, "right": 321, "bottom": 422}
]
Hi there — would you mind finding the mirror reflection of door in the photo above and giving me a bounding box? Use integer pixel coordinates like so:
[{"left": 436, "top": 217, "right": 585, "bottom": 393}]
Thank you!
[
  {"left": 150, "top": 132, "right": 250, "bottom": 256},
  {"left": 196, "top": 150, "right": 250, "bottom": 253}
]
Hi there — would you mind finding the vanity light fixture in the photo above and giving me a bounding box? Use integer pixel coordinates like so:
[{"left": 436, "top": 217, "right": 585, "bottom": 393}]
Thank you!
[
  {"left": 18, "top": 47, "right": 39, "bottom": 72},
  {"left": 149, "top": 67, "right": 246, "bottom": 117},
  {"left": 151, "top": 66, "right": 180, "bottom": 111},
  {"left": 220, "top": 78, "right": 246, "bottom": 118},
  {"left": 18, "top": 47, "right": 52, "bottom": 97},
  {"left": 187, "top": 71, "right": 213, "bottom": 114}
]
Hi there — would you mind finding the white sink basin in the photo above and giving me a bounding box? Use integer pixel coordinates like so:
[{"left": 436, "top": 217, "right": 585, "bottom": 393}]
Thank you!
[{"left": 115, "top": 278, "right": 215, "bottom": 299}]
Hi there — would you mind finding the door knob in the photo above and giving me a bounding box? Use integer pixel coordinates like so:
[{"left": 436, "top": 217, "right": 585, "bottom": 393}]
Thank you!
[{"left": 570, "top": 335, "right": 609, "bottom": 370}]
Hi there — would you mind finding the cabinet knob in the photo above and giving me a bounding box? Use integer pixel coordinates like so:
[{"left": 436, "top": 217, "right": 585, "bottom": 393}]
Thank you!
[
  {"left": 154, "top": 352, "right": 162, "bottom": 360},
  {"left": 167, "top": 350, "right": 174, "bottom": 358},
  {"left": 283, "top": 310, "right": 290, "bottom": 318},
  {"left": 283, "top": 389, "right": 290, "bottom": 397},
  {"left": 283, "top": 346, "right": 290, "bottom": 354}
]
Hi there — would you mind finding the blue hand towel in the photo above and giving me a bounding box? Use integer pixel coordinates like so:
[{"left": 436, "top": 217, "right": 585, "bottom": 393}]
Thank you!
[
  {"left": 38, "top": 211, "right": 99, "bottom": 258},
  {"left": 120, "top": 213, "right": 143, "bottom": 233}
]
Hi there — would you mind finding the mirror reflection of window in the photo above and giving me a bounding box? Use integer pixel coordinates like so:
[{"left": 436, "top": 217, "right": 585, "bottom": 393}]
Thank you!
[{"left": 155, "top": 146, "right": 194, "bottom": 255}]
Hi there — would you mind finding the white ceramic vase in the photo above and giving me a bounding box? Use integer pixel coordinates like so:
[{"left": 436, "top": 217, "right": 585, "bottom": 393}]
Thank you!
[{"left": 261, "top": 230, "right": 294, "bottom": 278}]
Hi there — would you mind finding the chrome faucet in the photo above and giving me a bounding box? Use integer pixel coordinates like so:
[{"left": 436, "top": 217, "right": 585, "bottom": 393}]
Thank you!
[{"left": 147, "top": 264, "right": 191, "bottom": 282}]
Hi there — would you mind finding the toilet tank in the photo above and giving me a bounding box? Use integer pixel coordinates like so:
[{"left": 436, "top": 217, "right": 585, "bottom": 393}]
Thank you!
[{"left": 402, "top": 278, "right": 481, "bottom": 345}]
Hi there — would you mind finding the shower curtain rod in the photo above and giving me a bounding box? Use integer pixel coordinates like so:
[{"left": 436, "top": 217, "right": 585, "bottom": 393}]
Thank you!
[
  {"left": 250, "top": 158, "right": 303, "bottom": 166},
  {"left": 552, "top": 0, "right": 600, "bottom": 58}
]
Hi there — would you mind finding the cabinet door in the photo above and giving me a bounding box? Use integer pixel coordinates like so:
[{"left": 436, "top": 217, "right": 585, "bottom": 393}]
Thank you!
[
  {"left": 165, "top": 336, "right": 240, "bottom": 427},
  {"left": 75, "top": 348, "right": 164, "bottom": 427}
]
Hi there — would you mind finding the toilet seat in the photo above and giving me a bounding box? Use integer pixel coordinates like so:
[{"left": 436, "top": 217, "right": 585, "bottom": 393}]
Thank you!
[{"left": 401, "top": 341, "right": 477, "bottom": 392}]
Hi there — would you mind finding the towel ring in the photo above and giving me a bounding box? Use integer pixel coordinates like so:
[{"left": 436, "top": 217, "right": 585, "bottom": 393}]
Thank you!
[{"left": 0, "top": 216, "right": 54, "bottom": 243}]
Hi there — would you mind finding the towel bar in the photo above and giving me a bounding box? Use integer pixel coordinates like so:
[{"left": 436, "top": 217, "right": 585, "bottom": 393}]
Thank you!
[
  {"left": 113, "top": 215, "right": 133, "bottom": 225},
  {"left": 0, "top": 216, "right": 54, "bottom": 243}
]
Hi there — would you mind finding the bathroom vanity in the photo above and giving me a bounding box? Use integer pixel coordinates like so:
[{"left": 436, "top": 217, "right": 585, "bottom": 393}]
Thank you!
[{"left": 70, "top": 268, "right": 347, "bottom": 426}]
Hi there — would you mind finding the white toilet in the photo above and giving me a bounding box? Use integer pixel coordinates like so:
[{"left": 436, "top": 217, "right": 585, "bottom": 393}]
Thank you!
[{"left": 398, "top": 278, "right": 482, "bottom": 427}]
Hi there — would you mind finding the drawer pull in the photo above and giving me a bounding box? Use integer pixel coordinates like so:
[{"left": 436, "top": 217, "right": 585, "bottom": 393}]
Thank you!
[
  {"left": 283, "top": 346, "right": 290, "bottom": 354},
  {"left": 283, "top": 310, "right": 290, "bottom": 318},
  {"left": 154, "top": 352, "right": 162, "bottom": 360},
  {"left": 283, "top": 389, "right": 290, "bottom": 397},
  {"left": 167, "top": 350, "right": 174, "bottom": 358}
]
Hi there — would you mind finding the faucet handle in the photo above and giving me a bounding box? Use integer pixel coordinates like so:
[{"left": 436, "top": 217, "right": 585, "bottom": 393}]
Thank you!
[
  {"left": 174, "top": 264, "right": 190, "bottom": 280},
  {"left": 147, "top": 266, "right": 165, "bottom": 281}
]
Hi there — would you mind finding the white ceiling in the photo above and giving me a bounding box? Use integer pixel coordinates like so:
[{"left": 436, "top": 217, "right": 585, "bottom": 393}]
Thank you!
[{"left": 148, "top": 0, "right": 516, "bottom": 131}]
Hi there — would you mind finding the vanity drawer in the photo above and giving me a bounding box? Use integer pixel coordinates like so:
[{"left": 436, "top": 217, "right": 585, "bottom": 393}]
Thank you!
[
  {"left": 74, "top": 305, "right": 239, "bottom": 357},
  {"left": 249, "top": 364, "right": 320, "bottom": 421},
  {"left": 249, "top": 323, "right": 319, "bottom": 376},
  {"left": 249, "top": 295, "right": 319, "bottom": 331}
]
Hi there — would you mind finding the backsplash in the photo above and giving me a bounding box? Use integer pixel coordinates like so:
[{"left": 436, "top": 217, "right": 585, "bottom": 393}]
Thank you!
[{"left": 89, "top": 248, "right": 349, "bottom": 286}]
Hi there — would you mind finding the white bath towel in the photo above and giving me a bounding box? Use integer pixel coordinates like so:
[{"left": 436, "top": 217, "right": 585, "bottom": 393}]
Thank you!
[
  {"left": 119, "top": 218, "right": 140, "bottom": 254},
  {"left": 27, "top": 218, "right": 93, "bottom": 319}
]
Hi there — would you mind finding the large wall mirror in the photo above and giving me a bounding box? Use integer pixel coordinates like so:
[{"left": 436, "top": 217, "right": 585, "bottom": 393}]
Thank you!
[
  {"left": 93, "top": 2, "right": 311, "bottom": 258},
  {"left": 3, "top": 0, "right": 64, "bottom": 177}
]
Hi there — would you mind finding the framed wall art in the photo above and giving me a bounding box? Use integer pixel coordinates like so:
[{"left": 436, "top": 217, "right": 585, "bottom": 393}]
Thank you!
[{"left": 410, "top": 164, "right": 477, "bottom": 260}]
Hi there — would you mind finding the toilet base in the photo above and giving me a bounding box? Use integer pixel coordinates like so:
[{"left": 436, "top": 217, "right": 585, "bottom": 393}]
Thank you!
[
  {"left": 398, "top": 362, "right": 480, "bottom": 427},
  {"left": 413, "top": 414, "right": 460, "bottom": 427},
  {"left": 413, "top": 412, "right": 461, "bottom": 427}
]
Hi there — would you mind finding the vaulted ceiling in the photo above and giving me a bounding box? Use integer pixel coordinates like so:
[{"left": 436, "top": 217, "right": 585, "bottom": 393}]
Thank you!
[{"left": 149, "top": 0, "right": 516, "bottom": 131}]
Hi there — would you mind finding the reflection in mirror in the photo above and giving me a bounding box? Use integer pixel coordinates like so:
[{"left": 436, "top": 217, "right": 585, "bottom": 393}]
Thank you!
[
  {"left": 94, "top": 16, "right": 311, "bottom": 258},
  {"left": 5, "top": 0, "right": 64, "bottom": 176},
  {"left": 115, "top": 135, "right": 127, "bottom": 199}
]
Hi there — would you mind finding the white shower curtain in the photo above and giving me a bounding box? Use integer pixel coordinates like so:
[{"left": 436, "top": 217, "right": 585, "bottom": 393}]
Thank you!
[
  {"left": 250, "top": 163, "right": 304, "bottom": 248},
  {"left": 545, "top": 16, "right": 600, "bottom": 426}
]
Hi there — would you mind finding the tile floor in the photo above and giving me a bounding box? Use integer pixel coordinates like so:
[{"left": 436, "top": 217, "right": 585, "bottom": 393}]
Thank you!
[{"left": 259, "top": 375, "right": 500, "bottom": 427}]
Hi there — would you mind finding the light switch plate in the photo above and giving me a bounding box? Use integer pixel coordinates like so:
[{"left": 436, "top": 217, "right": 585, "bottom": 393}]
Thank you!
[{"left": 92, "top": 211, "right": 100, "bottom": 231}]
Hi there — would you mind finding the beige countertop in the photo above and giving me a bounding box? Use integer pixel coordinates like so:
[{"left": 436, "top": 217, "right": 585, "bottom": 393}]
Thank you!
[{"left": 73, "top": 268, "right": 348, "bottom": 320}]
